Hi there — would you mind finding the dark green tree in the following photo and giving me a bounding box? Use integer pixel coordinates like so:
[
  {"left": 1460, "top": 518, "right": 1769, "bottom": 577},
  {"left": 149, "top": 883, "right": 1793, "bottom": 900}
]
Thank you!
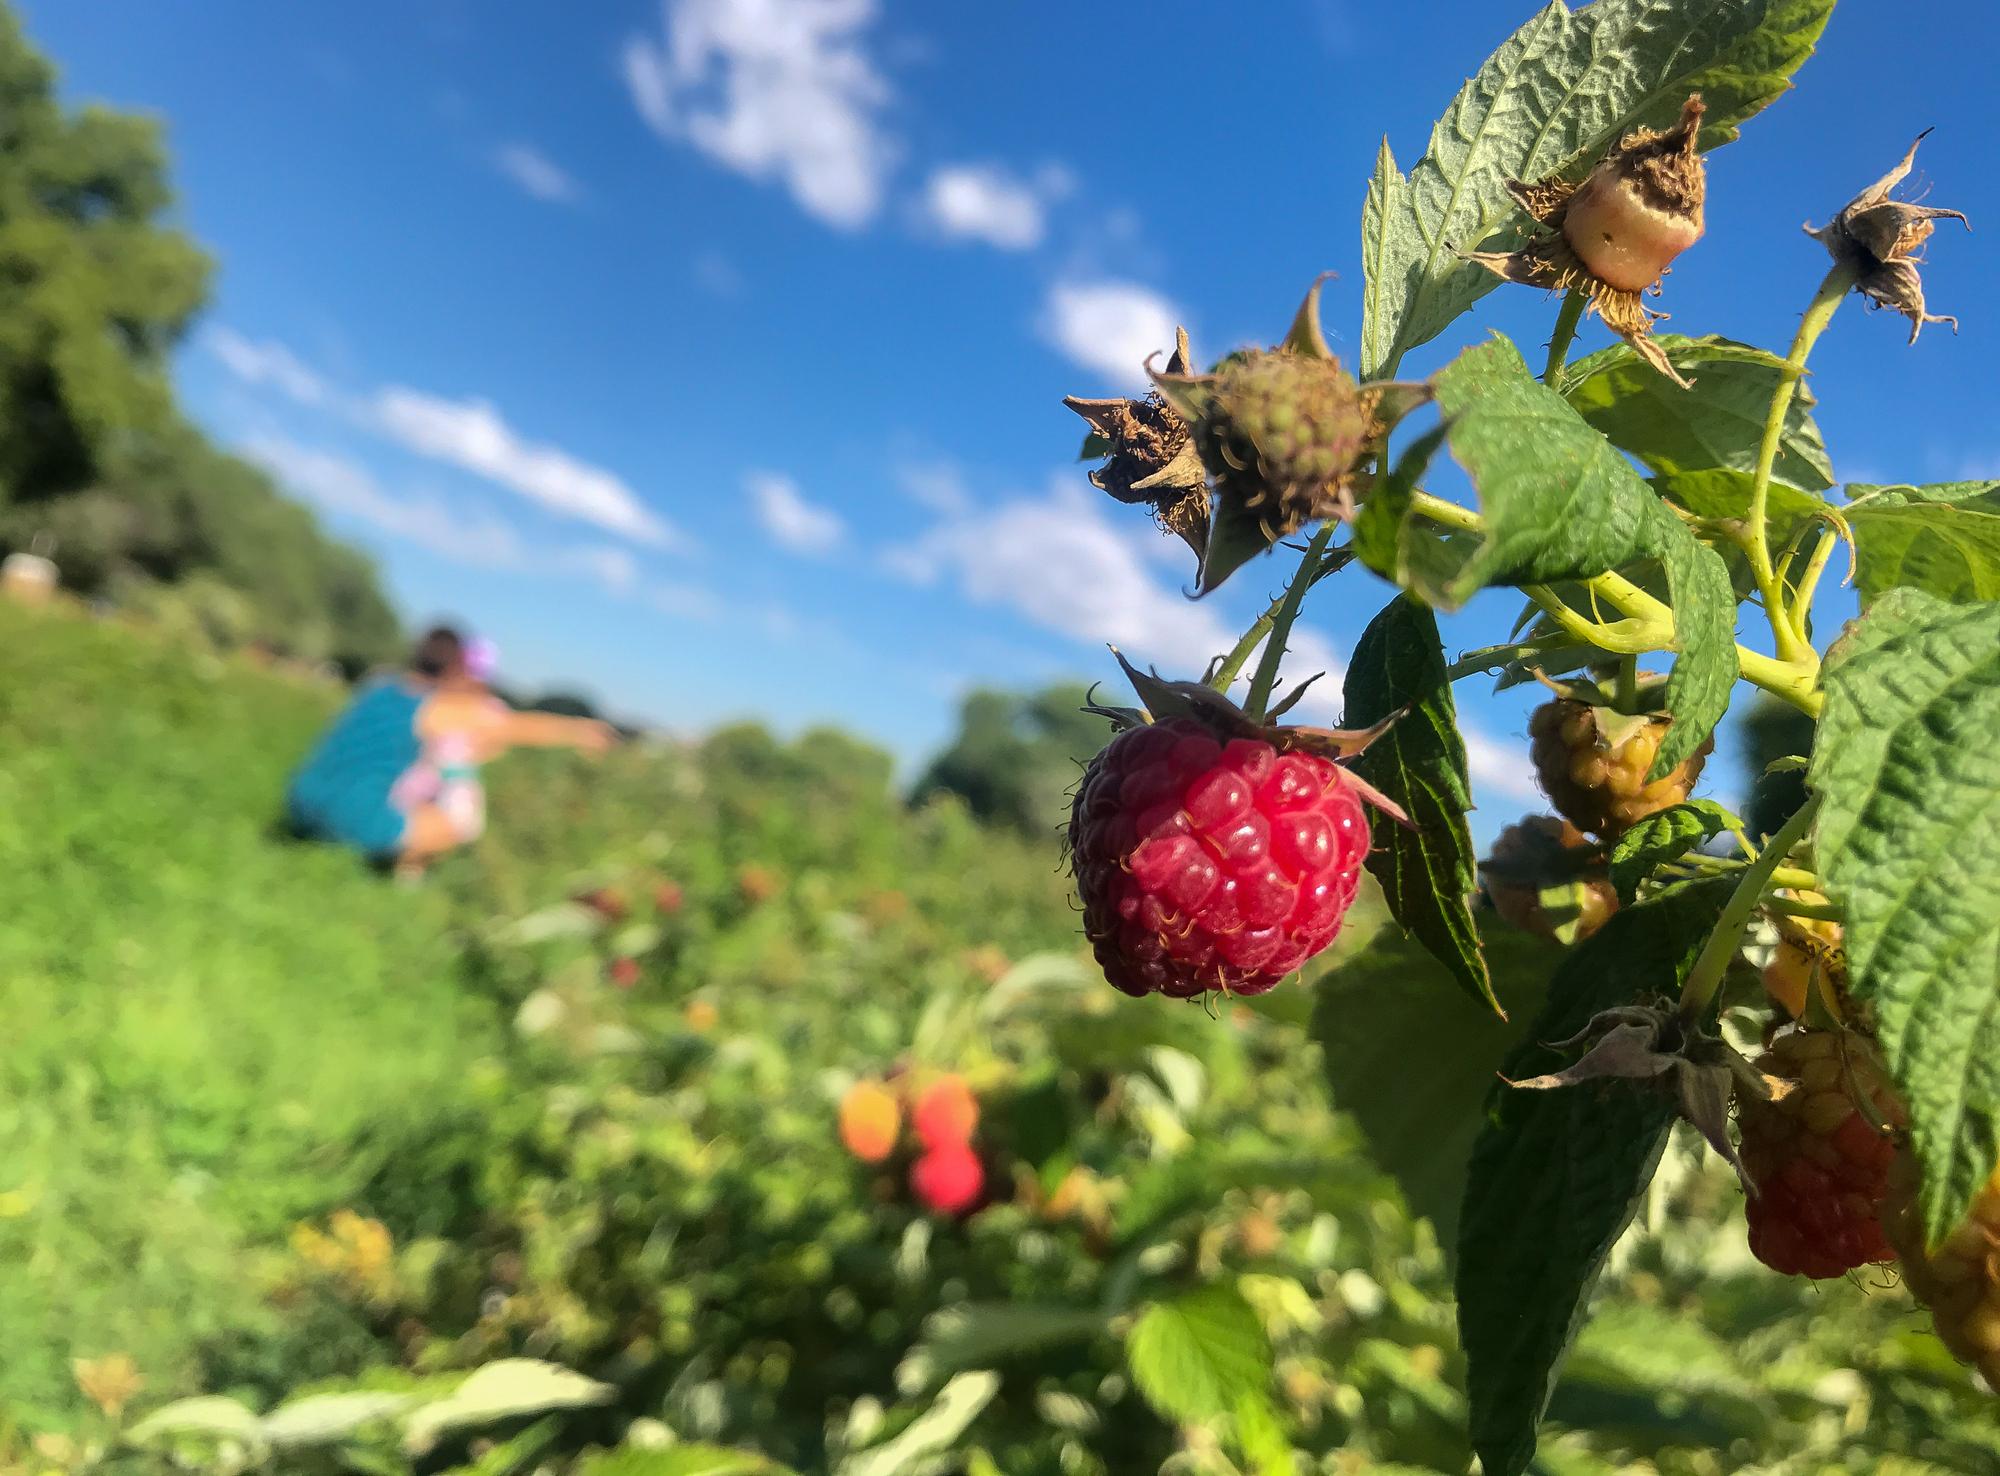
[{"left": 914, "top": 683, "right": 1106, "bottom": 834}]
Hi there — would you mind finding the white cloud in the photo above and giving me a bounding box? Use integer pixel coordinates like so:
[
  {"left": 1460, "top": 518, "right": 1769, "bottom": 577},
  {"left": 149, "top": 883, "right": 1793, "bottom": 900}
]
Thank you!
[
  {"left": 494, "top": 142, "right": 582, "bottom": 203},
  {"left": 621, "top": 0, "right": 894, "bottom": 229},
  {"left": 370, "top": 387, "right": 679, "bottom": 548},
  {"left": 748, "top": 470, "right": 845, "bottom": 553},
  {"left": 895, "top": 458, "right": 971, "bottom": 515},
  {"left": 1039, "top": 280, "right": 1184, "bottom": 390},
  {"left": 208, "top": 326, "right": 681, "bottom": 551},
  {"left": 205, "top": 327, "right": 328, "bottom": 406},
  {"left": 916, "top": 163, "right": 1059, "bottom": 250},
  {"left": 247, "top": 435, "right": 638, "bottom": 596},
  {"left": 1461, "top": 726, "right": 1540, "bottom": 804},
  {"left": 887, "top": 479, "right": 1239, "bottom": 677}
]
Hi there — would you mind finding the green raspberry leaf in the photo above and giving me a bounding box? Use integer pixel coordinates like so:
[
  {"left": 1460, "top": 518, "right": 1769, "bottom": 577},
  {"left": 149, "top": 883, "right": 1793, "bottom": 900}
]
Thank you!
[
  {"left": 1312, "top": 920, "right": 1560, "bottom": 1251},
  {"left": 1606, "top": 799, "right": 1740, "bottom": 903},
  {"left": 1425, "top": 337, "right": 1736, "bottom": 778},
  {"left": 1811, "top": 590, "right": 2000, "bottom": 1247},
  {"left": 1457, "top": 877, "right": 1733, "bottom": 1476},
  {"left": 1432, "top": 337, "right": 1656, "bottom": 600},
  {"left": 1359, "top": 0, "right": 1833, "bottom": 380},
  {"left": 1561, "top": 335, "right": 1834, "bottom": 491},
  {"left": 1655, "top": 468, "right": 1834, "bottom": 554},
  {"left": 1343, "top": 593, "right": 1497, "bottom": 1015},
  {"left": 1126, "top": 1283, "right": 1273, "bottom": 1426},
  {"left": 1649, "top": 524, "right": 1737, "bottom": 779},
  {"left": 1844, "top": 482, "right": 2000, "bottom": 607}
]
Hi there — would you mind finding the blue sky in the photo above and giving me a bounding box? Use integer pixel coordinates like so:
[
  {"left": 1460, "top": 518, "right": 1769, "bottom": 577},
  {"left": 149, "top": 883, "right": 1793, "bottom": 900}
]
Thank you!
[{"left": 20, "top": 0, "right": 1993, "bottom": 830}]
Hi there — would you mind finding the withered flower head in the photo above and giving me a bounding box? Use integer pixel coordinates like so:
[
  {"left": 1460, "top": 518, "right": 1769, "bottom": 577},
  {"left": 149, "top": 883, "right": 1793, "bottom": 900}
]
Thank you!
[
  {"left": 1807, "top": 130, "right": 1968, "bottom": 343},
  {"left": 1466, "top": 95, "right": 1708, "bottom": 388},
  {"left": 1065, "top": 326, "right": 1211, "bottom": 558}
]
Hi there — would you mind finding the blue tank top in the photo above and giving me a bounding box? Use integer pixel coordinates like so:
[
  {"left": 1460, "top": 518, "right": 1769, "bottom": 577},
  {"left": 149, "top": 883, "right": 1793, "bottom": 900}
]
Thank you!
[{"left": 286, "top": 678, "right": 427, "bottom": 851}]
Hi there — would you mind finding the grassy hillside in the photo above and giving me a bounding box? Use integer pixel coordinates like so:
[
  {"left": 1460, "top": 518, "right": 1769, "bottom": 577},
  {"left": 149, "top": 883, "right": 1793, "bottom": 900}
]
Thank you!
[{"left": 0, "top": 602, "right": 494, "bottom": 1417}]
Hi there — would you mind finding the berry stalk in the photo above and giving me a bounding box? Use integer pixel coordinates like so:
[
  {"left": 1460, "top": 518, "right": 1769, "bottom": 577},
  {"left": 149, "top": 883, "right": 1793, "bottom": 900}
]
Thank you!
[
  {"left": 1676, "top": 791, "right": 1824, "bottom": 1025},
  {"left": 1243, "top": 520, "right": 1337, "bottom": 721},
  {"left": 1542, "top": 287, "right": 1588, "bottom": 386},
  {"left": 1745, "top": 261, "right": 1858, "bottom": 666}
]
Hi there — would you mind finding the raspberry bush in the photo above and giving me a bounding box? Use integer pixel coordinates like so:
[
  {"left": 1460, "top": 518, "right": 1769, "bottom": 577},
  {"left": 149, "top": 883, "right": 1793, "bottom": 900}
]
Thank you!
[{"left": 1057, "top": 1, "right": 1999, "bottom": 1468}]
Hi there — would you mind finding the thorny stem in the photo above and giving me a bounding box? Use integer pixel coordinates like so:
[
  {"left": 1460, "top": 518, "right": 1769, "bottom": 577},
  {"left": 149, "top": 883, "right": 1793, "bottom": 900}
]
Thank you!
[
  {"left": 1746, "top": 262, "right": 1857, "bottom": 665},
  {"left": 1677, "top": 852, "right": 1820, "bottom": 893},
  {"left": 1543, "top": 288, "right": 1588, "bottom": 386},
  {"left": 1407, "top": 491, "right": 1826, "bottom": 717},
  {"left": 1243, "top": 521, "right": 1337, "bottom": 721},
  {"left": 1210, "top": 599, "right": 1282, "bottom": 696},
  {"left": 1677, "top": 792, "right": 1824, "bottom": 1024}
]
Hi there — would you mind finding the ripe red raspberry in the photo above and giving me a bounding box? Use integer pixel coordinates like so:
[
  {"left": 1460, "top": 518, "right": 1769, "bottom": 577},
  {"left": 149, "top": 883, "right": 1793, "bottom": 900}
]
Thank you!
[
  {"left": 607, "top": 956, "right": 641, "bottom": 990},
  {"left": 1738, "top": 1030, "right": 1902, "bottom": 1279},
  {"left": 1883, "top": 1157, "right": 2000, "bottom": 1384},
  {"left": 911, "top": 1144, "right": 984, "bottom": 1216},
  {"left": 1527, "top": 699, "right": 1712, "bottom": 839},
  {"left": 1068, "top": 717, "right": 1369, "bottom": 999},
  {"left": 913, "top": 1075, "right": 978, "bottom": 1150}
]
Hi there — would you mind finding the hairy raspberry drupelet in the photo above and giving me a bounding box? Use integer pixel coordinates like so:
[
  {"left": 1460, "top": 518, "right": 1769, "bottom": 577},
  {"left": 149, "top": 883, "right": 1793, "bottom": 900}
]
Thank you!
[
  {"left": 1883, "top": 1157, "right": 2000, "bottom": 1384},
  {"left": 1068, "top": 717, "right": 1369, "bottom": 999},
  {"left": 1739, "top": 1030, "right": 1902, "bottom": 1279},
  {"left": 1527, "top": 699, "right": 1712, "bottom": 838}
]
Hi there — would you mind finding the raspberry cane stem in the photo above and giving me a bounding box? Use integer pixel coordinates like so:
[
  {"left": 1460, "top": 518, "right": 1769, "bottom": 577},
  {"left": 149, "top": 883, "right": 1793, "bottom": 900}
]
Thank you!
[
  {"left": 1543, "top": 287, "right": 1589, "bottom": 385},
  {"left": 1243, "top": 521, "right": 1337, "bottom": 721},
  {"left": 1406, "top": 491, "right": 1823, "bottom": 717},
  {"left": 1676, "top": 791, "right": 1824, "bottom": 1026},
  {"left": 1746, "top": 262, "right": 1858, "bottom": 668}
]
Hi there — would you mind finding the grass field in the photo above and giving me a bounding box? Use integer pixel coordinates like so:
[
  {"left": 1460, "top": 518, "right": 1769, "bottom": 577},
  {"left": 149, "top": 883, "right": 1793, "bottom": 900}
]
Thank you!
[{"left": 8, "top": 597, "right": 2000, "bottom": 1474}]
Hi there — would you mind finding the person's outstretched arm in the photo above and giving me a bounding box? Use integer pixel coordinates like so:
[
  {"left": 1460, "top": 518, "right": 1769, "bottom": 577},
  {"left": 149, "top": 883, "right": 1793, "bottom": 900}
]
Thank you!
[
  {"left": 500, "top": 709, "right": 616, "bottom": 753},
  {"left": 421, "top": 691, "right": 616, "bottom": 758}
]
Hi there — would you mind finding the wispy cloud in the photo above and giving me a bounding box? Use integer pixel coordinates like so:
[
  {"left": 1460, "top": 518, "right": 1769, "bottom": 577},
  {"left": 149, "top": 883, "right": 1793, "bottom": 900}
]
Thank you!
[
  {"left": 748, "top": 470, "right": 845, "bottom": 553},
  {"left": 493, "top": 142, "right": 582, "bottom": 203},
  {"left": 205, "top": 327, "right": 683, "bottom": 550},
  {"left": 205, "top": 327, "right": 328, "bottom": 406},
  {"left": 371, "top": 387, "right": 677, "bottom": 548},
  {"left": 1460, "top": 725, "right": 1540, "bottom": 804},
  {"left": 915, "top": 163, "right": 1067, "bottom": 251},
  {"left": 1038, "top": 280, "right": 1184, "bottom": 391},
  {"left": 247, "top": 435, "right": 640, "bottom": 594},
  {"left": 895, "top": 458, "right": 972, "bottom": 515},
  {"left": 621, "top": 0, "right": 895, "bottom": 230},
  {"left": 691, "top": 247, "right": 746, "bottom": 297}
]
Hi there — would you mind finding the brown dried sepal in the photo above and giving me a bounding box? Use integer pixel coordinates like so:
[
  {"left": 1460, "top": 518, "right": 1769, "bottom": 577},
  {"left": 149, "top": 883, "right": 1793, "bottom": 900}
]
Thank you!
[
  {"left": 1463, "top": 95, "right": 1708, "bottom": 388},
  {"left": 1807, "top": 130, "right": 1968, "bottom": 344},
  {"left": 1508, "top": 1002, "right": 1792, "bottom": 1189},
  {"left": 1066, "top": 327, "right": 1211, "bottom": 557}
]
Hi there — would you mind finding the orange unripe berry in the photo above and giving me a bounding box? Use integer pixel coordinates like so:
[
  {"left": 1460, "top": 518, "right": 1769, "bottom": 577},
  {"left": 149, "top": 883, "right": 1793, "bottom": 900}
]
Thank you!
[{"left": 839, "top": 1081, "right": 901, "bottom": 1163}]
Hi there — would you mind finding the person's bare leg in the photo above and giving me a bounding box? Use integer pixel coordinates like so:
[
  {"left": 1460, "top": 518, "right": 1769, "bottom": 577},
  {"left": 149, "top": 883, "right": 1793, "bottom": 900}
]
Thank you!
[{"left": 394, "top": 804, "right": 466, "bottom": 882}]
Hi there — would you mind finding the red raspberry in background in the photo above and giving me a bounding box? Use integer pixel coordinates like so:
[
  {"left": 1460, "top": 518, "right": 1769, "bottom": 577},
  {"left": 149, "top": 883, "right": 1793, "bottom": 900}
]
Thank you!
[
  {"left": 1883, "top": 1156, "right": 2000, "bottom": 1384},
  {"left": 607, "top": 956, "right": 641, "bottom": 990},
  {"left": 653, "top": 880, "right": 684, "bottom": 916},
  {"left": 1739, "top": 1030, "right": 1902, "bottom": 1279},
  {"left": 1068, "top": 717, "right": 1369, "bottom": 999},
  {"left": 913, "top": 1075, "right": 978, "bottom": 1150},
  {"left": 575, "top": 887, "right": 628, "bottom": 923},
  {"left": 839, "top": 1081, "right": 901, "bottom": 1163},
  {"left": 911, "top": 1143, "right": 984, "bottom": 1216}
]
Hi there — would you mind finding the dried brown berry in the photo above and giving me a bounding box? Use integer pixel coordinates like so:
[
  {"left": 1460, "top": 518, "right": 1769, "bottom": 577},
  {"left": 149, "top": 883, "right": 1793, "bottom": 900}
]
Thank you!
[
  {"left": 1527, "top": 699, "right": 1712, "bottom": 838},
  {"left": 1807, "top": 130, "right": 1967, "bottom": 343},
  {"left": 1466, "top": 95, "right": 1708, "bottom": 387},
  {"left": 1067, "top": 327, "right": 1211, "bottom": 557}
]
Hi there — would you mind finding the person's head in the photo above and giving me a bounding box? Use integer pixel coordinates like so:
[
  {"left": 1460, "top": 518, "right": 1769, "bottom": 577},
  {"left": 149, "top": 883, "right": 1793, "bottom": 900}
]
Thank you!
[{"left": 409, "top": 625, "right": 466, "bottom": 681}]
